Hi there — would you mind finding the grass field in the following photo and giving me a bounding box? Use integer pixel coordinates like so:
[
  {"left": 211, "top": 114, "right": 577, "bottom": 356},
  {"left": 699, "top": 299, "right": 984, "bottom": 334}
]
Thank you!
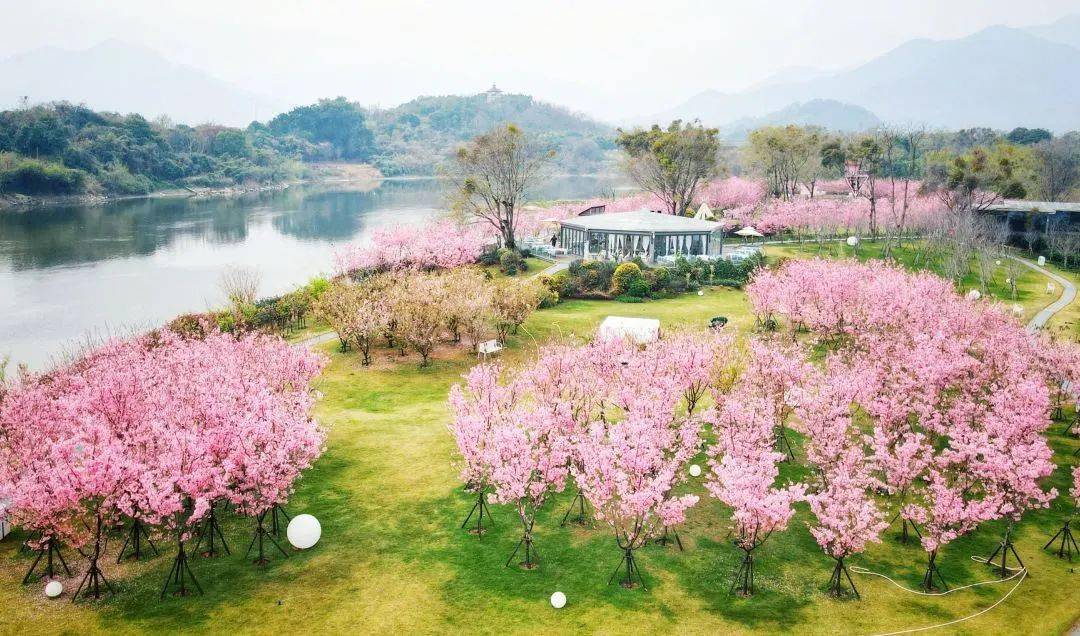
[{"left": 1, "top": 252, "right": 1078, "bottom": 635}]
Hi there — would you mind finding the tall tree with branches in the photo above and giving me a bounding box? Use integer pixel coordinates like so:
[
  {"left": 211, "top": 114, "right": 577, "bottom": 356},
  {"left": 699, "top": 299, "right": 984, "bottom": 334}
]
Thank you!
[
  {"left": 445, "top": 124, "right": 553, "bottom": 250},
  {"left": 617, "top": 120, "right": 721, "bottom": 215}
]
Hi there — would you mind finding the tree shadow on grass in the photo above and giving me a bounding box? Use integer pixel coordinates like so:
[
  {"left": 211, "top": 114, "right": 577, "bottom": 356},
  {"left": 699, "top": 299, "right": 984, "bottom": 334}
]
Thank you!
[
  {"left": 669, "top": 535, "right": 814, "bottom": 631},
  {"left": 90, "top": 449, "right": 359, "bottom": 630},
  {"left": 421, "top": 486, "right": 818, "bottom": 630}
]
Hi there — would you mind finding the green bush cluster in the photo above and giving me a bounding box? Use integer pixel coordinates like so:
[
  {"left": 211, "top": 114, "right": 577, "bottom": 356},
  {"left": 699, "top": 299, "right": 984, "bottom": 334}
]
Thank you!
[
  {"left": 543, "top": 253, "right": 765, "bottom": 304},
  {"left": 0, "top": 153, "right": 87, "bottom": 194},
  {"left": 497, "top": 248, "right": 527, "bottom": 275},
  {"left": 166, "top": 278, "right": 326, "bottom": 337}
]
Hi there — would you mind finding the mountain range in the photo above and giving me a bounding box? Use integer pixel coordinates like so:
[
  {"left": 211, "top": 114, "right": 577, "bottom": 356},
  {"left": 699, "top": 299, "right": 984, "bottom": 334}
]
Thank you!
[
  {"left": 654, "top": 16, "right": 1080, "bottom": 132},
  {"left": 2, "top": 15, "right": 1079, "bottom": 134},
  {"left": 0, "top": 40, "right": 281, "bottom": 126}
]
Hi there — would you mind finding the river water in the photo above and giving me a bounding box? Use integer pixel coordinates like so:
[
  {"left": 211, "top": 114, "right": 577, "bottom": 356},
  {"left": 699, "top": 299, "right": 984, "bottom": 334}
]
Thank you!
[{"left": 0, "top": 176, "right": 628, "bottom": 370}]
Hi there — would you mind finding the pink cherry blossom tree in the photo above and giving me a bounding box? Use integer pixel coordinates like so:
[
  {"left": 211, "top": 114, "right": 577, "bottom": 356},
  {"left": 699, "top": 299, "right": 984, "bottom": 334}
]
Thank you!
[
  {"left": 706, "top": 389, "right": 805, "bottom": 596},
  {"left": 799, "top": 361, "right": 887, "bottom": 598},
  {"left": 447, "top": 363, "right": 516, "bottom": 536}
]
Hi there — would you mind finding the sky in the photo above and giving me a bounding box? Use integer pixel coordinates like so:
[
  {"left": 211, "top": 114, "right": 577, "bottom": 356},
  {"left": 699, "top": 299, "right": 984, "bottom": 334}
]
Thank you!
[{"left": 1, "top": 0, "right": 1078, "bottom": 121}]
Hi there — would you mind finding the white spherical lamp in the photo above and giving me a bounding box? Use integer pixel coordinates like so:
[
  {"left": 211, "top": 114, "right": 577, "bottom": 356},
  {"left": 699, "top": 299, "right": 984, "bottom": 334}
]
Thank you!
[
  {"left": 286, "top": 514, "right": 321, "bottom": 550},
  {"left": 697, "top": 290, "right": 704, "bottom": 296},
  {"left": 689, "top": 464, "right": 702, "bottom": 478},
  {"left": 1038, "top": 255, "right": 1046, "bottom": 267},
  {"left": 995, "top": 259, "right": 1002, "bottom": 266},
  {"left": 550, "top": 591, "right": 567, "bottom": 609},
  {"left": 965, "top": 289, "right": 981, "bottom": 301},
  {"left": 846, "top": 236, "right": 859, "bottom": 247},
  {"left": 44, "top": 580, "right": 63, "bottom": 598}
]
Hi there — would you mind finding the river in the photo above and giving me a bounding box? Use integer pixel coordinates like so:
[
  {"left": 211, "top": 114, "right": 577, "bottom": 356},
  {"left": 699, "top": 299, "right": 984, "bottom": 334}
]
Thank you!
[{"left": 0, "top": 176, "right": 629, "bottom": 370}]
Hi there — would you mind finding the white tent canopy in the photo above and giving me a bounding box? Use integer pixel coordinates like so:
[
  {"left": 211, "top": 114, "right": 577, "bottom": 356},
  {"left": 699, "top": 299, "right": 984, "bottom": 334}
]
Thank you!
[
  {"left": 596, "top": 316, "right": 661, "bottom": 345},
  {"left": 734, "top": 226, "right": 764, "bottom": 237},
  {"left": 693, "top": 203, "right": 715, "bottom": 220}
]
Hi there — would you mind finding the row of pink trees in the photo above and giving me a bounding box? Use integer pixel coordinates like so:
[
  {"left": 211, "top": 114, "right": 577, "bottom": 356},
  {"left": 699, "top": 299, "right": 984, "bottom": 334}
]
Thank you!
[
  {"left": 0, "top": 328, "right": 326, "bottom": 601},
  {"left": 333, "top": 218, "right": 491, "bottom": 274},
  {"left": 449, "top": 330, "right": 902, "bottom": 595},
  {"left": 748, "top": 258, "right": 1069, "bottom": 590},
  {"left": 449, "top": 333, "right": 723, "bottom": 583}
]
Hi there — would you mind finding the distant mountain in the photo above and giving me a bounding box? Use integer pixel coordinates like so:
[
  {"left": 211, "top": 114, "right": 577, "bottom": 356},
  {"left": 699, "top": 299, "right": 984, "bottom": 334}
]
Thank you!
[
  {"left": 654, "top": 22, "right": 1080, "bottom": 132},
  {"left": 367, "top": 89, "right": 615, "bottom": 175},
  {"left": 721, "top": 99, "right": 880, "bottom": 140},
  {"left": 0, "top": 40, "right": 280, "bottom": 126},
  {"left": 1025, "top": 13, "right": 1080, "bottom": 49}
]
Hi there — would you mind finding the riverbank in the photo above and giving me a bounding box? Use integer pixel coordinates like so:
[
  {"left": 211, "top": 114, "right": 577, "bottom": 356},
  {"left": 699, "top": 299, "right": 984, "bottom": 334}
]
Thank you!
[{"left": 0, "top": 162, "right": 385, "bottom": 212}]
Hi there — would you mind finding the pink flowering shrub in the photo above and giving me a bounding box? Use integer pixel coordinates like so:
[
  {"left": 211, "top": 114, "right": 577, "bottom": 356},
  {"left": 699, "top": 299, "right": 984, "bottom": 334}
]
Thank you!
[{"left": 334, "top": 219, "right": 491, "bottom": 274}]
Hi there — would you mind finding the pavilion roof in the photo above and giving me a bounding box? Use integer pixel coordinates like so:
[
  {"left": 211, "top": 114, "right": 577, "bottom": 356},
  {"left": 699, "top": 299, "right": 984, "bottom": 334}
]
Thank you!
[
  {"left": 559, "top": 209, "right": 720, "bottom": 233},
  {"left": 984, "top": 200, "right": 1080, "bottom": 214}
]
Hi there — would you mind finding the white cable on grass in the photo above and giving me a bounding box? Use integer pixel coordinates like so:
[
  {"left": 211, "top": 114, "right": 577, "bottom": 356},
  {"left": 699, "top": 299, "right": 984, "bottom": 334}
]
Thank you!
[{"left": 850, "top": 558, "right": 1027, "bottom": 635}]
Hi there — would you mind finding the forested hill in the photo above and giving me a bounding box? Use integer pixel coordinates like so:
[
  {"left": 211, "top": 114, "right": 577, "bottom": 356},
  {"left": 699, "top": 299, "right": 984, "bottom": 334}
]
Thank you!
[
  {"left": 367, "top": 91, "right": 615, "bottom": 175},
  {"left": 0, "top": 93, "right": 616, "bottom": 199}
]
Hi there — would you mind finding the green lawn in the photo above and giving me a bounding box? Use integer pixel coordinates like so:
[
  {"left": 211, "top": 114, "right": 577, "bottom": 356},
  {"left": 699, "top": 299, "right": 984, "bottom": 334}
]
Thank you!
[{"left": 2, "top": 281, "right": 1077, "bottom": 635}]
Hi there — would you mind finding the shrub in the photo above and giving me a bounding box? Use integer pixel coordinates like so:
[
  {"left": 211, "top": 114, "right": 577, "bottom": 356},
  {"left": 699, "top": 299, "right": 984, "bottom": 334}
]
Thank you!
[
  {"left": 714, "top": 278, "right": 744, "bottom": 289},
  {"left": 541, "top": 272, "right": 569, "bottom": 297},
  {"left": 498, "top": 248, "right": 525, "bottom": 275},
  {"left": 611, "top": 262, "right": 644, "bottom": 295},
  {"left": 99, "top": 164, "right": 154, "bottom": 195},
  {"left": 580, "top": 260, "right": 616, "bottom": 290},
  {"left": 627, "top": 278, "right": 650, "bottom": 298},
  {"left": 306, "top": 277, "right": 330, "bottom": 300},
  {"left": 711, "top": 258, "right": 741, "bottom": 281},
  {"left": 538, "top": 288, "right": 560, "bottom": 308},
  {"left": 615, "top": 294, "right": 644, "bottom": 303},
  {"left": 0, "top": 155, "right": 88, "bottom": 194}
]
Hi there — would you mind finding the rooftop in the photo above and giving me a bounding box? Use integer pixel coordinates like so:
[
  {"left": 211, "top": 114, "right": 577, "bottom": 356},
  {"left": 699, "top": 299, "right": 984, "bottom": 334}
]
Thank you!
[
  {"left": 985, "top": 200, "right": 1080, "bottom": 214},
  {"left": 559, "top": 209, "right": 721, "bottom": 233}
]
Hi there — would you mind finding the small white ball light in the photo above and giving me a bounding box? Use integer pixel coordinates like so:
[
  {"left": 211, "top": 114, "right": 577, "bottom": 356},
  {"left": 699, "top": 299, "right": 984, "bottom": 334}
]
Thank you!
[
  {"left": 995, "top": 259, "right": 1002, "bottom": 266},
  {"left": 846, "top": 236, "right": 859, "bottom": 247},
  {"left": 965, "top": 289, "right": 981, "bottom": 301},
  {"left": 44, "top": 580, "right": 63, "bottom": 598},
  {"left": 286, "top": 513, "right": 322, "bottom": 550},
  {"left": 550, "top": 591, "right": 567, "bottom": 609},
  {"left": 697, "top": 290, "right": 704, "bottom": 296},
  {"left": 1038, "top": 255, "right": 1046, "bottom": 267},
  {"left": 689, "top": 464, "right": 702, "bottom": 478}
]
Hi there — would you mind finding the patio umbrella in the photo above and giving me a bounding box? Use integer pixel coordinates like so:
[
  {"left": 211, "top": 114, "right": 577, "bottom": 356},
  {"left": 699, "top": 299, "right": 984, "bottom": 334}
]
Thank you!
[{"left": 734, "top": 226, "right": 764, "bottom": 238}]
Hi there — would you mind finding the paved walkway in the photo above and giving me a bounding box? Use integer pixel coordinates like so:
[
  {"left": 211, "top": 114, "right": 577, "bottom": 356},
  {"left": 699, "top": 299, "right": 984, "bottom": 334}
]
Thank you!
[{"left": 1008, "top": 255, "right": 1076, "bottom": 332}]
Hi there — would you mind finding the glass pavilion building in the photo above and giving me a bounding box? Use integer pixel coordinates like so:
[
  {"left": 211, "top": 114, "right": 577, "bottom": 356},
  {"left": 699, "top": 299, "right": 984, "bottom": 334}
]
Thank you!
[{"left": 557, "top": 210, "right": 722, "bottom": 263}]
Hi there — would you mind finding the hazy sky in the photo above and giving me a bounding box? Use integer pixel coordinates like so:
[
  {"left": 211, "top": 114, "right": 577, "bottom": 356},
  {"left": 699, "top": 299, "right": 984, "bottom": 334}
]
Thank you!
[{"left": 2, "top": 0, "right": 1078, "bottom": 120}]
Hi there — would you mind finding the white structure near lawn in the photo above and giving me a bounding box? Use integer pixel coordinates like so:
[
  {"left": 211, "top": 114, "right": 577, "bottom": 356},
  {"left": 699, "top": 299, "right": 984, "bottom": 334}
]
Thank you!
[
  {"left": 597, "top": 316, "right": 661, "bottom": 344},
  {"left": 558, "top": 209, "right": 723, "bottom": 263}
]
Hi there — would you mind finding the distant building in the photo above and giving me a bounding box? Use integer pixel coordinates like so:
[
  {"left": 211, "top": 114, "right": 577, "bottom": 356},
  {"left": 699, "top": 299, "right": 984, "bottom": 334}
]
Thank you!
[
  {"left": 980, "top": 200, "right": 1080, "bottom": 248},
  {"left": 482, "top": 84, "right": 503, "bottom": 101}
]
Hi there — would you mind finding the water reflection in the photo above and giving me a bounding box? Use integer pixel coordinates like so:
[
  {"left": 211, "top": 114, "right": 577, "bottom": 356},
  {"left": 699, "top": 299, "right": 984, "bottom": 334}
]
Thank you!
[{"left": 0, "top": 175, "right": 627, "bottom": 369}]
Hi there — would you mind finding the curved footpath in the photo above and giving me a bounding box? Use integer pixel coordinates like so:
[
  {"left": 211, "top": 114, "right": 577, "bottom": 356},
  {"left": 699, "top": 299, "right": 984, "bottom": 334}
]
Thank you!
[
  {"left": 1008, "top": 255, "right": 1076, "bottom": 333},
  {"left": 294, "top": 252, "right": 1076, "bottom": 350}
]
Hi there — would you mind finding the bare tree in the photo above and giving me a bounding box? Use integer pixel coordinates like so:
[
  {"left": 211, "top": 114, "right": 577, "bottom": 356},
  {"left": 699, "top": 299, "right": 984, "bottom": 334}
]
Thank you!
[
  {"left": 445, "top": 124, "right": 553, "bottom": 250},
  {"left": 220, "top": 265, "right": 261, "bottom": 306},
  {"left": 1002, "top": 253, "right": 1025, "bottom": 300},
  {"left": 1032, "top": 138, "right": 1079, "bottom": 202}
]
